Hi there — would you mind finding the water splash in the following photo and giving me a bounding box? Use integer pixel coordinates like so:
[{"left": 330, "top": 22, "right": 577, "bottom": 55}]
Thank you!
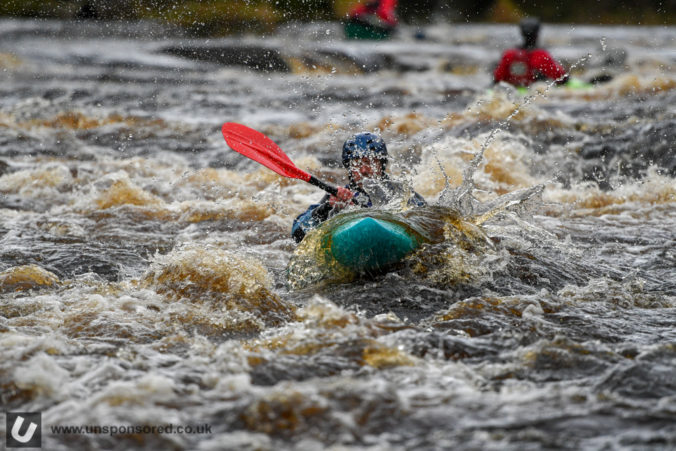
[{"left": 435, "top": 53, "right": 595, "bottom": 219}]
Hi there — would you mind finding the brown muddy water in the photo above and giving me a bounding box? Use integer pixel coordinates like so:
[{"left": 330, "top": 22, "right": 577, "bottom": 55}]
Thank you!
[{"left": 0, "top": 19, "right": 675, "bottom": 450}]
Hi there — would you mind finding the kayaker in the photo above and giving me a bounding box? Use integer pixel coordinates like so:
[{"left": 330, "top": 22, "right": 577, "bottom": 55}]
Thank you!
[
  {"left": 493, "top": 17, "right": 568, "bottom": 87},
  {"left": 346, "top": 0, "right": 398, "bottom": 37},
  {"left": 292, "top": 132, "right": 426, "bottom": 243}
]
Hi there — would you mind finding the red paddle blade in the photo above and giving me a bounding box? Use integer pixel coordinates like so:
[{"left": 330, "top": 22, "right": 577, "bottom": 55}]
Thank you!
[{"left": 222, "top": 122, "right": 311, "bottom": 182}]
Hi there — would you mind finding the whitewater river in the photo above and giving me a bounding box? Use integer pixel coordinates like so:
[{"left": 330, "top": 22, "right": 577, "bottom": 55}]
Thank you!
[{"left": 1, "top": 19, "right": 674, "bottom": 450}]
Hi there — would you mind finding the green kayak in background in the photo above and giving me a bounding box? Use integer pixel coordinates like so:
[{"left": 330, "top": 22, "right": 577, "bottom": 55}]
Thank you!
[
  {"left": 564, "top": 77, "right": 594, "bottom": 89},
  {"left": 488, "top": 77, "right": 595, "bottom": 96},
  {"left": 344, "top": 20, "right": 393, "bottom": 40},
  {"left": 324, "top": 216, "right": 422, "bottom": 273},
  {"left": 516, "top": 78, "right": 593, "bottom": 94}
]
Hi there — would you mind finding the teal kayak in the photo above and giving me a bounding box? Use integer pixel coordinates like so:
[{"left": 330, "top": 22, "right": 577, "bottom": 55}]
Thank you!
[
  {"left": 287, "top": 207, "right": 475, "bottom": 288},
  {"left": 322, "top": 216, "right": 422, "bottom": 273}
]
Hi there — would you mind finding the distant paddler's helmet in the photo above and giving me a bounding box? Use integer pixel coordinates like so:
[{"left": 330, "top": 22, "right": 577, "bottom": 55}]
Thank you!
[
  {"left": 519, "top": 17, "right": 540, "bottom": 48},
  {"left": 342, "top": 132, "right": 388, "bottom": 170}
]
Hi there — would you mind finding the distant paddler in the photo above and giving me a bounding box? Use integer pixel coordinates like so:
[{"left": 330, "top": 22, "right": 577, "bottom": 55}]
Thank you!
[
  {"left": 292, "top": 132, "right": 426, "bottom": 243},
  {"left": 344, "top": 0, "right": 398, "bottom": 40},
  {"left": 493, "top": 17, "right": 569, "bottom": 88}
]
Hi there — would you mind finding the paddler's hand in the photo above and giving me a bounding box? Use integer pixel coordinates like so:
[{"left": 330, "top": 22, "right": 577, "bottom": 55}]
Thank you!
[{"left": 328, "top": 187, "right": 354, "bottom": 209}]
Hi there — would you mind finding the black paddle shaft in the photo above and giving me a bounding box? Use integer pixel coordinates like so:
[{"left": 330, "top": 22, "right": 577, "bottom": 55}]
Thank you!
[{"left": 308, "top": 176, "right": 338, "bottom": 196}]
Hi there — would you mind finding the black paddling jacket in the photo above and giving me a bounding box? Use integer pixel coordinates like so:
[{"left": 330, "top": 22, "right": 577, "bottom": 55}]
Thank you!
[{"left": 291, "top": 181, "right": 426, "bottom": 243}]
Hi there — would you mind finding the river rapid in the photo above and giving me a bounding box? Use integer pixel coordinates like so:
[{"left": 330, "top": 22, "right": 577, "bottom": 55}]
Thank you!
[{"left": 1, "top": 19, "right": 675, "bottom": 450}]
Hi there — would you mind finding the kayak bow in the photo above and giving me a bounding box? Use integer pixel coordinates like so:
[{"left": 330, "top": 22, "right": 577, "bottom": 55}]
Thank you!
[{"left": 323, "top": 215, "right": 422, "bottom": 272}]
